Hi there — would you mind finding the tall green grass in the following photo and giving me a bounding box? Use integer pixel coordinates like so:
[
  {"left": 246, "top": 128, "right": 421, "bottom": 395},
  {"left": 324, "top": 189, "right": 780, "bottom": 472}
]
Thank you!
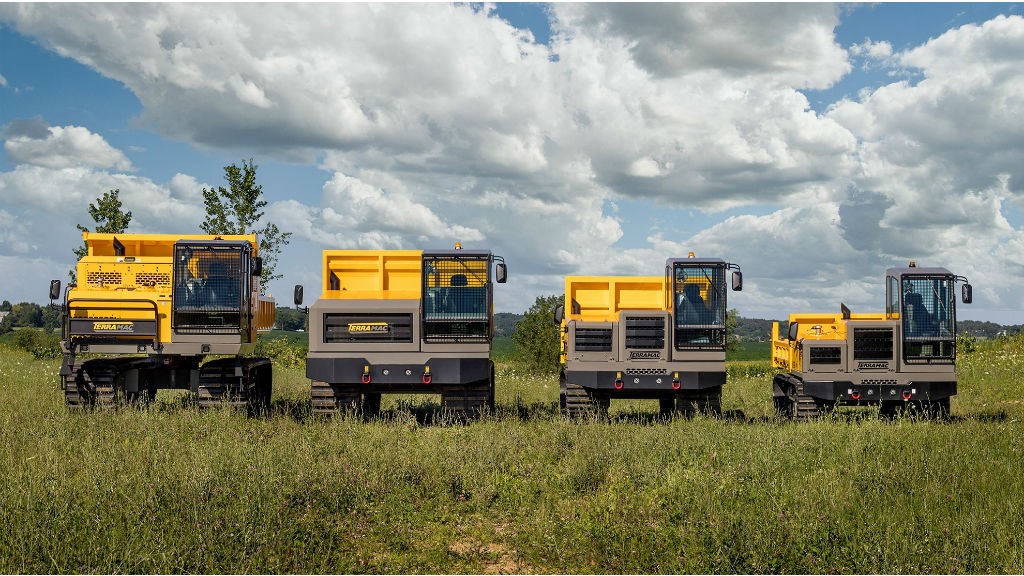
[{"left": 1, "top": 336, "right": 1022, "bottom": 573}]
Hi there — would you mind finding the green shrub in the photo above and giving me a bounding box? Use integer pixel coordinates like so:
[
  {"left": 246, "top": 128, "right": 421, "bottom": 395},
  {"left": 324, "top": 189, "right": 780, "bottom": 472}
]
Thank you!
[
  {"left": 12, "top": 329, "right": 61, "bottom": 359},
  {"left": 511, "top": 295, "right": 561, "bottom": 374},
  {"left": 253, "top": 336, "right": 307, "bottom": 369},
  {"left": 957, "top": 333, "right": 978, "bottom": 354}
]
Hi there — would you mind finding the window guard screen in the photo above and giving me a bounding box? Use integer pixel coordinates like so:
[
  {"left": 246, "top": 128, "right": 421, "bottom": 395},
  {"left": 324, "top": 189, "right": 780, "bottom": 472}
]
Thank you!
[
  {"left": 422, "top": 255, "right": 490, "bottom": 343},
  {"left": 901, "top": 275, "right": 955, "bottom": 363},
  {"left": 173, "top": 244, "right": 248, "bottom": 334},
  {"left": 674, "top": 264, "right": 727, "bottom": 349}
]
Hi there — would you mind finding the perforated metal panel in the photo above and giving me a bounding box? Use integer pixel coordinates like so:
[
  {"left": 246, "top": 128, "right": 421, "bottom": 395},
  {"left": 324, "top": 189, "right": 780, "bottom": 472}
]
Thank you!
[
  {"left": 135, "top": 272, "right": 171, "bottom": 288},
  {"left": 422, "top": 253, "right": 490, "bottom": 343},
  {"left": 86, "top": 271, "right": 123, "bottom": 287}
]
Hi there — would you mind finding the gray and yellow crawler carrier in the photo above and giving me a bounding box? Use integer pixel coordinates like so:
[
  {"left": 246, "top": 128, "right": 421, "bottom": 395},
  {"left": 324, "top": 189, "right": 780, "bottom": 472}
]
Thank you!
[
  {"left": 51, "top": 232, "right": 275, "bottom": 412},
  {"left": 295, "top": 246, "right": 507, "bottom": 417},
  {"left": 771, "top": 262, "right": 972, "bottom": 419},
  {"left": 554, "top": 254, "right": 742, "bottom": 417}
]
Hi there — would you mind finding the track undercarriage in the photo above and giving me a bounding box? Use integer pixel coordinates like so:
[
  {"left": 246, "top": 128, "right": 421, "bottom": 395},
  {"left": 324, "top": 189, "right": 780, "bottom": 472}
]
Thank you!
[{"left": 62, "top": 355, "right": 272, "bottom": 415}]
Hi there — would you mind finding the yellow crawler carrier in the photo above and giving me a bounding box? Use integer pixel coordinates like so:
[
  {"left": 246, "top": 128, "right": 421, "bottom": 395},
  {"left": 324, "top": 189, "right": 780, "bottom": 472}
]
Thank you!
[
  {"left": 770, "top": 262, "right": 972, "bottom": 419},
  {"left": 50, "top": 232, "right": 275, "bottom": 411},
  {"left": 295, "top": 245, "right": 507, "bottom": 417},
  {"left": 555, "top": 255, "right": 742, "bottom": 416}
]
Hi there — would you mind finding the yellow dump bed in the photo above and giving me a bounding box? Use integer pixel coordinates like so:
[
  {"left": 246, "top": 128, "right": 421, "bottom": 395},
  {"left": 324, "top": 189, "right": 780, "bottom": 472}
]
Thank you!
[
  {"left": 565, "top": 276, "right": 666, "bottom": 323},
  {"left": 770, "top": 311, "right": 888, "bottom": 370},
  {"left": 321, "top": 250, "right": 422, "bottom": 300}
]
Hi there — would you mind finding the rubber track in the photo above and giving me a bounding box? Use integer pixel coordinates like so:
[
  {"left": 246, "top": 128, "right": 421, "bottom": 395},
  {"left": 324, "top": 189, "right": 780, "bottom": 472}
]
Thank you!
[
  {"left": 779, "top": 376, "right": 829, "bottom": 420},
  {"left": 67, "top": 360, "right": 119, "bottom": 410},
  {"left": 65, "top": 358, "right": 148, "bottom": 410},
  {"left": 440, "top": 379, "right": 494, "bottom": 417},
  {"left": 560, "top": 380, "right": 608, "bottom": 418},
  {"left": 676, "top": 387, "right": 722, "bottom": 417},
  {"left": 198, "top": 357, "right": 272, "bottom": 413},
  {"left": 310, "top": 381, "right": 361, "bottom": 415}
]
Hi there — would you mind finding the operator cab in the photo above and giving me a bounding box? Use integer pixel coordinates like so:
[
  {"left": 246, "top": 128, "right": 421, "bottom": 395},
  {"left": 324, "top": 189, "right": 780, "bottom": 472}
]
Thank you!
[
  {"left": 886, "top": 262, "right": 971, "bottom": 365},
  {"left": 172, "top": 240, "right": 255, "bottom": 334},
  {"left": 667, "top": 255, "right": 741, "bottom": 350},
  {"left": 421, "top": 249, "right": 506, "bottom": 343}
]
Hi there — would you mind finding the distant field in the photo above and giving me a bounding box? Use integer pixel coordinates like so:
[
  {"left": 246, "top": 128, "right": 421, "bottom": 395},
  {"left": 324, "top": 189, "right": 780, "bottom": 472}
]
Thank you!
[
  {"left": 1, "top": 336, "right": 1023, "bottom": 573},
  {"left": 726, "top": 340, "right": 771, "bottom": 361}
]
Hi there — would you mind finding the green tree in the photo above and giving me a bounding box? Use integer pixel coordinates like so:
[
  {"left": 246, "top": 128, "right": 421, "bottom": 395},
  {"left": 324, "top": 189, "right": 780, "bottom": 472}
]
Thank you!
[
  {"left": 726, "top": 307, "right": 740, "bottom": 351},
  {"left": 201, "top": 159, "right": 291, "bottom": 291},
  {"left": 275, "top": 306, "right": 308, "bottom": 331},
  {"left": 9, "top": 302, "right": 42, "bottom": 328},
  {"left": 0, "top": 300, "right": 11, "bottom": 312},
  {"left": 511, "top": 294, "right": 562, "bottom": 373},
  {"left": 0, "top": 312, "right": 12, "bottom": 335},
  {"left": 41, "top": 304, "right": 62, "bottom": 333},
  {"left": 72, "top": 189, "right": 133, "bottom": 280}
]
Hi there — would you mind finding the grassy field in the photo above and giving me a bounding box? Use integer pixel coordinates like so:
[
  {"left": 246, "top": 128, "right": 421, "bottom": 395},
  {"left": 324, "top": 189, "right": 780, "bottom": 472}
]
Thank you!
[{"left": 1, "top": 336, "right": 1023, "bottom": 573}]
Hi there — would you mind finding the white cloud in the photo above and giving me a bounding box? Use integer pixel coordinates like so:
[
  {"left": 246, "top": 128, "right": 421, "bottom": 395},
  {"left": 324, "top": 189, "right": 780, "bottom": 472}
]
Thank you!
[
  {"left": 850, "top": 38, "right": 894, "bottom": 61},
  {"left": 1, "top": 6, "right": 1023, "bottom": 321},
  {"left": 0, "top": 72, "right": 7, "bottom": 87},
  {"left": 552, "top": 4, "right": 850, "bottom": 89},
  {"left": 4, "top": 125, "right": 133, "bottom": 171}
]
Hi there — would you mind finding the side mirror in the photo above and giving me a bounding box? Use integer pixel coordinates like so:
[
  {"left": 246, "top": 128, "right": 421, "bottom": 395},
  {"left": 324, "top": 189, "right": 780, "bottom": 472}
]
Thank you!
[
  {"left": 962, "top": 283, "right": 972, "bottom": 304},
  {"left": 731, "top": 271, "right": 743, "bottom": 291},
  {"left": 787, "top": 322, "right": 799, "bottom": 341},
  {"left": 495, "top": 263, "right": 507, "bottom": 284},
  {"left": 553, "top": 304, "right": 564, "bottom": 325},
  {"left": 253, "top": 257, "right": 263, "bottom": 276},
  {"left": 49, "top": 279, "right": 62, "bottom": 301},
  {"left": 293, "top": 284, "right": 304, "bottom": 306}
]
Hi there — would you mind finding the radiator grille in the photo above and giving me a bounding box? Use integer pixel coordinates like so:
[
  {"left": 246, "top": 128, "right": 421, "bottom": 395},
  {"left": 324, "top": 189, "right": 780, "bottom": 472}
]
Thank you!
[
  {"left": 575, "top": 328, "right": 612, "bottom": 352},
  {"left": 625, "top": 316, "right": 665, "bottom": 349},
  {"left": 809, "top": 346, "right": 842, "bottom": 365},
  {"left": 853, "top": 328, "right": 893, "bottom": 360}
]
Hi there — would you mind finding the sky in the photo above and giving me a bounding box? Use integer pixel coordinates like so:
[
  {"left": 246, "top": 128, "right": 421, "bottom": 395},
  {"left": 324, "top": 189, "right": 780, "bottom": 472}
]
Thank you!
[{"left": 1, "top": 2, "right": 1023, "bottom": 323}]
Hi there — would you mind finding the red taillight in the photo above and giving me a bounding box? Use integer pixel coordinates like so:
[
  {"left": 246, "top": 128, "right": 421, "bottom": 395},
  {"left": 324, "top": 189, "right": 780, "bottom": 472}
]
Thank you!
[
  {"left": 613, "top": 379, "right": 624, "bottom": 390},
  {"left": 671, "top": 380, "right": 681, "bottom": 390},
  {"left": 422, "top": 373, "right": 432, "bottom": 385},
  {"left": 902, "top": 390, "right": 912, "bottom": 401},
  {"left": 361, "top": 373, "right": 372, "bottom": 385},
  {"left": 851, "top": 391, "right": 862, "bottom": 401}
]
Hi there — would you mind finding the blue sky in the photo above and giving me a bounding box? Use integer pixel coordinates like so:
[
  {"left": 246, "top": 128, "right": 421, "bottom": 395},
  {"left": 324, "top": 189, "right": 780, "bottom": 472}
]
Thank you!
[{"left": 1, "top": 3, "right": 1023, "bottom": 323}]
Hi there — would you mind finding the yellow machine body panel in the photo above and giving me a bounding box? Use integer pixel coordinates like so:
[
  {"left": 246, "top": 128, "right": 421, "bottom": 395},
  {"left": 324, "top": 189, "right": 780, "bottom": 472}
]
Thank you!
[
  {"left": 565, "top": 276, "right": 666, "bottom": 323},
  {"left": 68, "top": 232, "right": 274, "bottom": 345},
  {"left": 770, "top": 311, "right": 888, "bottom": 370},
  {"left": 321, "top": 250, "right": 422, "bottom": 301}
]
